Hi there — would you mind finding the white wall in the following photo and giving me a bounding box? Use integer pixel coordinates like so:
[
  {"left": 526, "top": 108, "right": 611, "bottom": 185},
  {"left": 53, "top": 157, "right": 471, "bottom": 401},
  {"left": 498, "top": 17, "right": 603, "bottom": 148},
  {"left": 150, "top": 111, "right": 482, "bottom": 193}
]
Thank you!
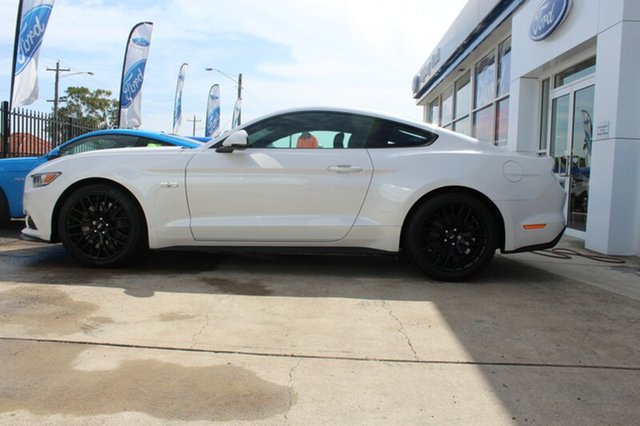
[{"left": 507, "top": 0, "right": 640, "bottom": 255}]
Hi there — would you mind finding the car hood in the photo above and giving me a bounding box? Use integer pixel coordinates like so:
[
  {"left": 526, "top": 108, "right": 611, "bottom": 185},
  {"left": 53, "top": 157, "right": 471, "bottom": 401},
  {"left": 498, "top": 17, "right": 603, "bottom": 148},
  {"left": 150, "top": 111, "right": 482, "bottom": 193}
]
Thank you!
[{"left": 0, "top": 156, "right": 42, "bottom": 173}]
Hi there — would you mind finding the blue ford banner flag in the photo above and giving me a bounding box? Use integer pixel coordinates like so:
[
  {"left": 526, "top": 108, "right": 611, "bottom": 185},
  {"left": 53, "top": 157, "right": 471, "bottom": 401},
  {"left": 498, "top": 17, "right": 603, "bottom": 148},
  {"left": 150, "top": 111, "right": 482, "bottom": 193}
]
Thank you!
[
  {"left": 172, "top": 63, "right": 188, "bottom": 134},
  {"left": 205, "top": 84, "right": 220, "bottom": 137},
  {"left": 232, "top": 97, "right": 242, "bottom": 129},
  {"left": 118, "top": 22, "right": 153, "bottom": 128},
  {"left": 11, "top": 0, "right": 56, "bottom": 108}
]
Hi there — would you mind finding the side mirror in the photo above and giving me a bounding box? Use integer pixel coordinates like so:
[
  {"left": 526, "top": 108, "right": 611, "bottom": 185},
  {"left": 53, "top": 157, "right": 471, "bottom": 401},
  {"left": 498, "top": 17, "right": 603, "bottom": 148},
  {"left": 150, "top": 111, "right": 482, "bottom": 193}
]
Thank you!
[
  {"left": 216, "top": 130, "right": 248, "bottom": 153},
  {"left": 46, "top": 148, "right": 61, "bottom": 160}
]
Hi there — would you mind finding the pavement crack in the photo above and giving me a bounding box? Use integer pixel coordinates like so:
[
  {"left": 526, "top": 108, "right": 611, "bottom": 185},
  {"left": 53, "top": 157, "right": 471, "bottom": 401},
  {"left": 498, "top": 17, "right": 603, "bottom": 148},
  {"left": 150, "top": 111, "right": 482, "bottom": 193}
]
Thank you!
[
  {"left": 283, "top": 359, "right": 302, "bottom": 424},
  {"left": 190, "top": 305, "right": 213, "bottom": 349},
  {"left": 382, "top": 300, "right": 419, "bottom": 361},
  {"left": 4, "top": 336, "right": 640, "bottom": 372}
]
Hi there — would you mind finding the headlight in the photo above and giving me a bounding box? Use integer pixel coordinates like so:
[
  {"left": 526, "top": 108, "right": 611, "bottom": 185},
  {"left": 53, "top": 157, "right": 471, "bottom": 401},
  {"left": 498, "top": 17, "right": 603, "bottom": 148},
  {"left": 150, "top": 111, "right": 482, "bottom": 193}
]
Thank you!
[{"left": 31, "top": 172, "right": 61, "bottom": 188}]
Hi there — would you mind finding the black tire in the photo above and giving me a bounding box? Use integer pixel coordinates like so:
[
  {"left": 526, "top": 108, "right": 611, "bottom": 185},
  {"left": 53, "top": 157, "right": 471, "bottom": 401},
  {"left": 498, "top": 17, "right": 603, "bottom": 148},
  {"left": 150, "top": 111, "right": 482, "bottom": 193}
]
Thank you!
[
  {"left": 0, "top": 190, "right": 10, "bottom": 227},
  {"left": 404, "top": 193, "right": 498, "bottom": 282},
  {"left": 58, "top": 184, "right": 147, "bottom": 267}
]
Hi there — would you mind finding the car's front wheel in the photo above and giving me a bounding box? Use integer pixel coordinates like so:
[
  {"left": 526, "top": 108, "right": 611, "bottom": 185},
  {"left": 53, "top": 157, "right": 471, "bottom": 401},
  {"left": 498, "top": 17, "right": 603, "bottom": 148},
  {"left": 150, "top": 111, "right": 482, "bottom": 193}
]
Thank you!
[
  {"left": 404, "top": 193, "right": 498, "bottom": 282},
  {"left": 58, "top": 184, "right": 147, "bottom": 267}
]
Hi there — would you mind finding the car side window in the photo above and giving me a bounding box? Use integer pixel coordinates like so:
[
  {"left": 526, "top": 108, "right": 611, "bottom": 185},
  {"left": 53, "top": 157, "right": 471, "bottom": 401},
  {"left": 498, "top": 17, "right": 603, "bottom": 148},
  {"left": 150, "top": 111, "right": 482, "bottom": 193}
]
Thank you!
[
  {"left": 243, "top": 112, "right": 375, "bottom": 149},
  {"left": 59, "top": 135, "right": 142, "bottom": 156},
  {"left": 366, "top": 121, "right": 438, "bottom": 148},
  {"left": 137, "top": 137, "right": 173, "bottom": 147}
]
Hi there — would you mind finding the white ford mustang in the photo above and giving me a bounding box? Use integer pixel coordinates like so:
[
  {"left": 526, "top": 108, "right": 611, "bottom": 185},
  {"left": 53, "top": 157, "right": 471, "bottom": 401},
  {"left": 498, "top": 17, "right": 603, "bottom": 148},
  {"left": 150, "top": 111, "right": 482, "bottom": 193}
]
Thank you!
[{"left": 22, "top": 108, "right": 565, "bottom": 281}]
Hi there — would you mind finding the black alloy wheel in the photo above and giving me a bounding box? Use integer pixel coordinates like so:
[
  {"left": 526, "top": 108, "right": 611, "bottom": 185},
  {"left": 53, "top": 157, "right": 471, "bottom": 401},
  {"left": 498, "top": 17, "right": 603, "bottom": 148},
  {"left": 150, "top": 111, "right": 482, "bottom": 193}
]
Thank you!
[
  {"left": 58, "top": 184, "right": 147, "bottom": 267},
  {"left": 405, "top": 193, "right": 498, "bottom": 282}
]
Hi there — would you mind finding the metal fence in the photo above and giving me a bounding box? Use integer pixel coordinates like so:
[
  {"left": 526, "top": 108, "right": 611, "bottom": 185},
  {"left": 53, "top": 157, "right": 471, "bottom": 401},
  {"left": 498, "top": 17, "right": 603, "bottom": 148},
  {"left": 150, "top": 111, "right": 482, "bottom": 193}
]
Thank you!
[{"left": 0, "top": 101, "right": 99, "bottom": 158}]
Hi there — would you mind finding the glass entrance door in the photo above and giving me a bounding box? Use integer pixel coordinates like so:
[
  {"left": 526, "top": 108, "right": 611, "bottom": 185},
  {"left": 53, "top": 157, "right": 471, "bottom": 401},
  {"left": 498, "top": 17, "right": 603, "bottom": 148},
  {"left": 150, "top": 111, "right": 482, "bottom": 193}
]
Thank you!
[{"left": 549, "top": 79, "right": 594, "bottom": 232}]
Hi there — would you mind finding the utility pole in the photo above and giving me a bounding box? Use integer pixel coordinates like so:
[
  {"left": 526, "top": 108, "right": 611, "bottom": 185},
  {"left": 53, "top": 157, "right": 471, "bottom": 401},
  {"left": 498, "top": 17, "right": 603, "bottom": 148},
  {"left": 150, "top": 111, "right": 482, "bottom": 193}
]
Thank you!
[
  {"left": 46, "top": 60, "right": 70, "bottom": 120},
  {"left": 187, "top": 115, "right": 201, "bottom": 137},
  {"left": 236, "top": 73, "right": 242, "bottom": 126}
]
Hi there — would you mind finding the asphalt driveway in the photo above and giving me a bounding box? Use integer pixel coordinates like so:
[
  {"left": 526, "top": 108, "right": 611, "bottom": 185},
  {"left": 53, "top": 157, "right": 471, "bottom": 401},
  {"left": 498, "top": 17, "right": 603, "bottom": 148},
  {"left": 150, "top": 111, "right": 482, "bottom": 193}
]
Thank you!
[{"left": 1, "top": 220, "right": 639, "bottom": 424}]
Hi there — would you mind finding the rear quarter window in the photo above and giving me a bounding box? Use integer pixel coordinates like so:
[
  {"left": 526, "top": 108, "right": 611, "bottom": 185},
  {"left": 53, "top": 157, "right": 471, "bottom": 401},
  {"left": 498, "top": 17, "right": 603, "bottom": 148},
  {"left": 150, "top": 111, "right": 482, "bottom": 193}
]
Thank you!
[{"left": 367, "top": 121, "right": 438, "bottom": 148}]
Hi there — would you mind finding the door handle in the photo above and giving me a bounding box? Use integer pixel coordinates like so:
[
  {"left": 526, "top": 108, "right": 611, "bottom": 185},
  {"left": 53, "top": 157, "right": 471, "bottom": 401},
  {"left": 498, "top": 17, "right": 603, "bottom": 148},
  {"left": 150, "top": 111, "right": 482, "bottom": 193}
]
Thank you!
[{"left": 327, "top": 165, "right": 363, "bottom": 173}]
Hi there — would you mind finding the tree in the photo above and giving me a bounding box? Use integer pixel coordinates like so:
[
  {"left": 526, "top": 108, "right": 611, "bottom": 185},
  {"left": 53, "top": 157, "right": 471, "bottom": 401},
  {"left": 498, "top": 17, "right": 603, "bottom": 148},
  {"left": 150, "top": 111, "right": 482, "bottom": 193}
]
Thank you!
[{"left": 56, "top": 86, "right": 119, "bottom": 129}]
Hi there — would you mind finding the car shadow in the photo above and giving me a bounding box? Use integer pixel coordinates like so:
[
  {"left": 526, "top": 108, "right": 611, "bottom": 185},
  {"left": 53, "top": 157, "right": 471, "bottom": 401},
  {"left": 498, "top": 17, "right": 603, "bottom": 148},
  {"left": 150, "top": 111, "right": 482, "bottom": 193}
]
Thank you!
[{"left": 1, "top": 238, "right": 564, "bottom": 301}]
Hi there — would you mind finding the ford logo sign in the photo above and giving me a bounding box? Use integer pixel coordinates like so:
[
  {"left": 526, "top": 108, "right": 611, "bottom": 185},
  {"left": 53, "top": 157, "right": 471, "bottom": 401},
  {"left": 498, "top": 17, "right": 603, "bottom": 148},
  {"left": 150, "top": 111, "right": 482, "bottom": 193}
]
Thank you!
[
  {"left": 15, "top": 5, "right": 53, "bottom": 75},
  {"left": 529, "top": 0, "right": 572, "bottom": 41},
  {"left": 206, "top": 109, "right": 220, "bottom": 136},
  {"left": 120, "top": 60, "right": 147, "bottom": 108},
  {"left": 132, "top": 37, "right": 150, "bottom": 47}
]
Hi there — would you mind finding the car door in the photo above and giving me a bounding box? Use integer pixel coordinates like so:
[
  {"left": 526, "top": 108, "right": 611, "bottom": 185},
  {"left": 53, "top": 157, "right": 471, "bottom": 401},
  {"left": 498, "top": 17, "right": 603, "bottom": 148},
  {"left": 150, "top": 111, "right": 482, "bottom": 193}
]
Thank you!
[{"left": 186, "top": 111, "right": 375, "bottom": 242}]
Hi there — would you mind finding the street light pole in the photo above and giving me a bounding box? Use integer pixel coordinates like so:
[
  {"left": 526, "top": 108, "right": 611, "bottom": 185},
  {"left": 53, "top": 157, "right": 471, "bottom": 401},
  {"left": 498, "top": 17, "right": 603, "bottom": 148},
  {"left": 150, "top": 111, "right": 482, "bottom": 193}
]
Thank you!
[
  {"left": 46, "top": 60, "right": 95, "bottom": 118},
  {"left": 205, "top": 68, "right": 243, "bottom": 125}
]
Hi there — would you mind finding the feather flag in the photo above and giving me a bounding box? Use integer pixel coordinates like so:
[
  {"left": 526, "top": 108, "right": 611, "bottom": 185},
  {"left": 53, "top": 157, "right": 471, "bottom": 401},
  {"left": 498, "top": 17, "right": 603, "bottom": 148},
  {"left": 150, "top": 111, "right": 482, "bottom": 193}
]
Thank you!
[
  {"left": 118, "top": 22, "right": 153, "bottom": 128},
  {"left": 11, "top": 0, "right": 56, "bottom": 108},
  {"left": 205, "top": 84, "right": 220, "bottom": 137},
  {"left": 172, "top": 63, "right": 188, "bottom": 134}
]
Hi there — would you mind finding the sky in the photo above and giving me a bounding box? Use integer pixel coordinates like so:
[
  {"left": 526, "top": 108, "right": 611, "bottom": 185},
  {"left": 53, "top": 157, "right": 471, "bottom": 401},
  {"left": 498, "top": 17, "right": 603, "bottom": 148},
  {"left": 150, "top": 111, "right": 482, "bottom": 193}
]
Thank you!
[{"left": 0, "top": 0, "right": 466, "bottom": 136}]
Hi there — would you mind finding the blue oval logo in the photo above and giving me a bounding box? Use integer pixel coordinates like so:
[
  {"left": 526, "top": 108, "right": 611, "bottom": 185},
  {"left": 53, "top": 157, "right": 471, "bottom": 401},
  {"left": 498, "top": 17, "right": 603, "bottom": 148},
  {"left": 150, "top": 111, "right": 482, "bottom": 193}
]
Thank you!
[
  {"left": 15, "top": 5, "right": 53, "bottom": 75},
  {"left": 132, "top": 37, "right": 150, "bottom": 47},
  {"left": 120, "top": 60, "right": 147, "bottom": 108},
  {"left": 529, "top": 0, "right": 572, "bottom": 41}
]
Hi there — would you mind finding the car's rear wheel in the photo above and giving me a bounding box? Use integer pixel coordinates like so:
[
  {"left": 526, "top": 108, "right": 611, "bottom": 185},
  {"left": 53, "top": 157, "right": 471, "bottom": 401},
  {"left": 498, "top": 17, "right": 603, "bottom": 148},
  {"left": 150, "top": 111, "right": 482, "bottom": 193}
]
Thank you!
[
  {"left": 58, "top": 184, "right": 147, "bottom": 267},
  {"left": 404, "top": 193, "right": 497, "bottom": 282},
  {"left": 0, "top": 190, "right": 10, "bottom": 227}
]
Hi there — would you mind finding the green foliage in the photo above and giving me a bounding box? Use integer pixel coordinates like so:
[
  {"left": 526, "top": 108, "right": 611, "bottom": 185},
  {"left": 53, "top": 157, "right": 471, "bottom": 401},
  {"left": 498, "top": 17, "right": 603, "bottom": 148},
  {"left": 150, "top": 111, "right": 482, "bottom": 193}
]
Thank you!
[{"left": 56, "top": 86, "right": 119, "bottom": 129}]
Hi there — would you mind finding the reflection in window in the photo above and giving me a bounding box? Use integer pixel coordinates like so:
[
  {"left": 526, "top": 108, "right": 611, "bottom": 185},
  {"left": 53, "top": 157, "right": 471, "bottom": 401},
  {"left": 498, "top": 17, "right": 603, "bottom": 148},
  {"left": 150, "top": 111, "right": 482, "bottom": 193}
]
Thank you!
[
  {"left": 428, "top": 99, "right": 440, "bottom": 126},
  {"left": 555, "top": 57, "right": 596, "bottom": 87},
  {"left": 372, "top": 122, "right": 437, "bottom": 148},
  {"left": 441, "top": 86, "right": 454, "bottom": 125},
  {"left": 539, "top": 78, "right": 550, "bottom": 152},
  {"left": 497, "top": 38, "right": 511, "bottom": 98},
  {"left": 454, "top": 116, "right": 470, "bottom": 136},
  {"left": 455, "top": 72, "right": 471, "bottom": 119},
  {"left": 473, "top": 105, "right": 494, "bottom": 143},
  {"left": 495, "top": 99, "right": 509, "bottom": 146},
  {"left": 475, "top": 53, "right": 495, "bottom": 108}
]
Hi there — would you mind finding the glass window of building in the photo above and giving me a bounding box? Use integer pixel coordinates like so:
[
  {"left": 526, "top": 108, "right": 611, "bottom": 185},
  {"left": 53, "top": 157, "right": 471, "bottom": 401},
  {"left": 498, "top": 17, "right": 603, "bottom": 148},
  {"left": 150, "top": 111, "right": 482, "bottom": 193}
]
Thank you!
[
  {"left": 495, "top": 99, "right": 509, "bottom": 145},
  {"left": 497, "top": 38, "right": 511, "bottom": 98},
  {"left": 441, "top": 86, "right": 454, "bottom": 125},
  {"left": 539, "top": 78, "right": 550, "bottom": 152},
  {"left": 454, "top": 116, "right": 470, "bottom": 136},
  {"left": 454, "top": 72, "right": 471, "bottom": 119},
  {"left": 473, "top": 105, "right": 494, "bottom": 143},
  {"left": 428, "top": 98, "right": 440, "bottom": 126},
  {"left": 474, "top": 53, "right": 495, "bottom": 108},
  {"left": 555, "top": 57, "right": 596, "bottom": 87}
]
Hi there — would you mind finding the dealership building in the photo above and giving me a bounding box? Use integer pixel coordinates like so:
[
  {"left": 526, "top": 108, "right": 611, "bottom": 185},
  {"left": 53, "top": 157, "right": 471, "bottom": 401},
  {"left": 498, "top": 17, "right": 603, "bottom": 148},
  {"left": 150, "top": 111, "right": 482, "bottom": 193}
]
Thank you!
[{"left": 413, "top": 0, "right": 640, "bottom": 256}]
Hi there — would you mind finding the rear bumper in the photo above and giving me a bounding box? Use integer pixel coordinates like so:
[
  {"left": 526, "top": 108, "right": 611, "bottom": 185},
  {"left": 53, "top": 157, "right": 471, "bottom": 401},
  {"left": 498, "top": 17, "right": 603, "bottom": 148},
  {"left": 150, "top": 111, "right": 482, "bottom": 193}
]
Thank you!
[{"left": 502, "top": 226, "right": 565, "bottom": 254}]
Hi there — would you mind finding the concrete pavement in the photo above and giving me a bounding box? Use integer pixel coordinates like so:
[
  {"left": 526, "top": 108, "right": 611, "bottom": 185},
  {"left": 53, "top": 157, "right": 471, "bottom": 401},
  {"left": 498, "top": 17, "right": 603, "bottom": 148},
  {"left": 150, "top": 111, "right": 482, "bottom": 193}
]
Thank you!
[{"left": 0, "top": 220, "right": 639, "bottom": 424}]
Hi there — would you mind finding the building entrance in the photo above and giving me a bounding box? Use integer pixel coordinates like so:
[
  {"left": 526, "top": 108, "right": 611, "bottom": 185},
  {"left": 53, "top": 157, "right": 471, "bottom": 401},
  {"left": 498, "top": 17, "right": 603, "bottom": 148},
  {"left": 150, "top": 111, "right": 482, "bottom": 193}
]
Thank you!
[{"left": 549, "top": 74, "right": 595, "bottom": 234}]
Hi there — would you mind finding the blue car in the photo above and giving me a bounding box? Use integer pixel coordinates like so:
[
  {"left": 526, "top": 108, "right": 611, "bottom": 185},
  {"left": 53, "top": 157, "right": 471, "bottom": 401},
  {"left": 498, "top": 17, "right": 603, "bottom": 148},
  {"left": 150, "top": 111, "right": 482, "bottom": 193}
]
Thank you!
[{"left": 0, "top": 129, "right": 201, "bottom": 226}]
